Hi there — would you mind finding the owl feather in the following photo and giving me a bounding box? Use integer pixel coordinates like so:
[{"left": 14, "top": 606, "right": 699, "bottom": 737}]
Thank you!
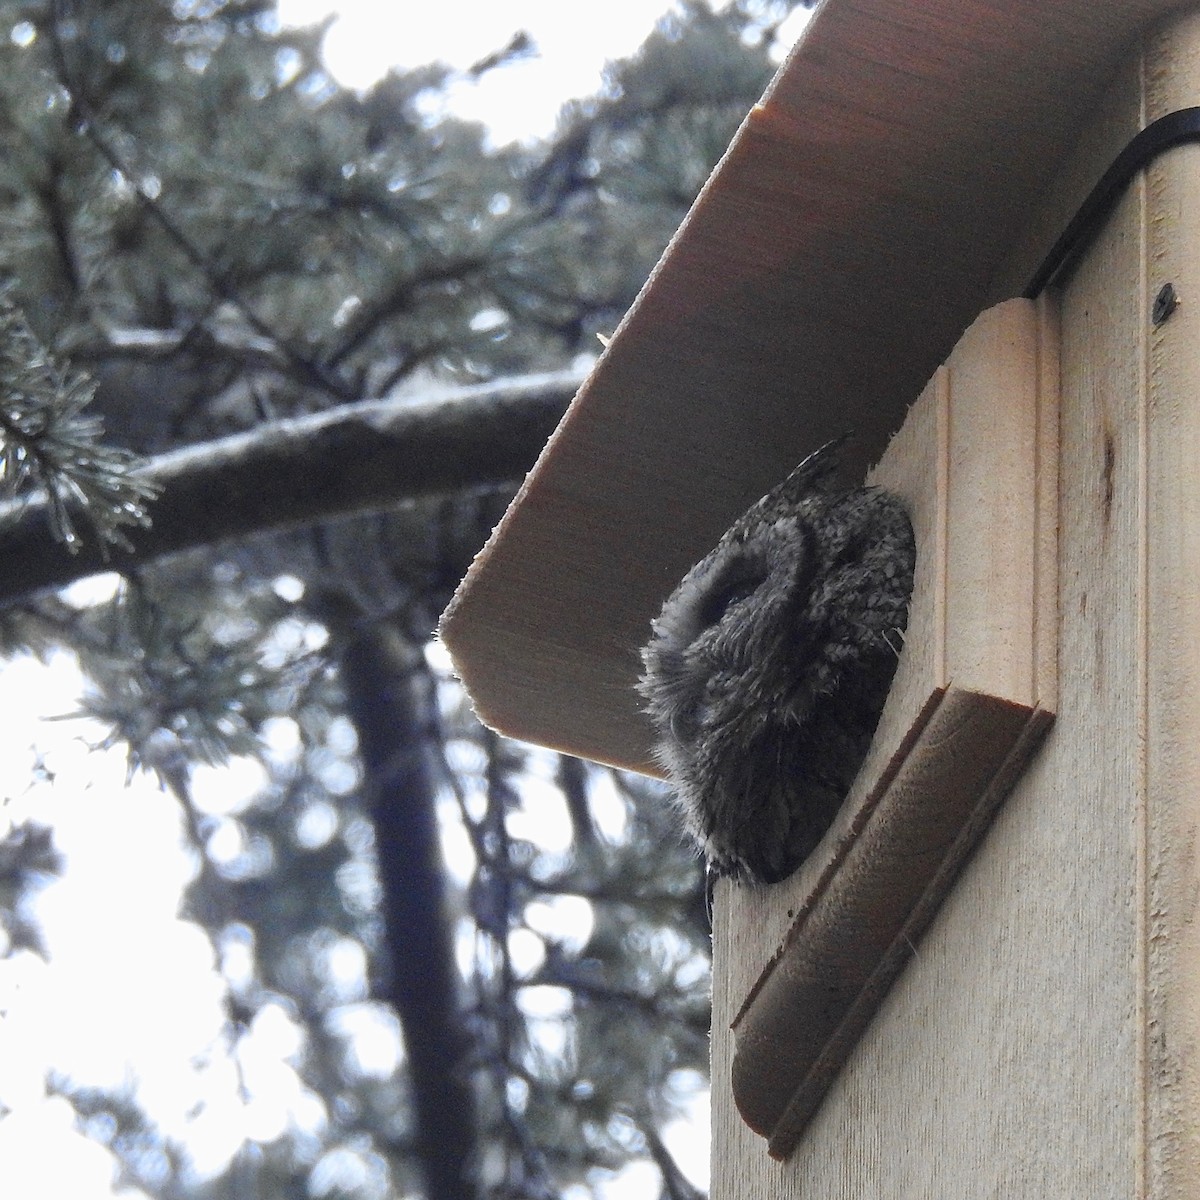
[{"left": 638, "top": 438, "right": 915, "bottom": 885}]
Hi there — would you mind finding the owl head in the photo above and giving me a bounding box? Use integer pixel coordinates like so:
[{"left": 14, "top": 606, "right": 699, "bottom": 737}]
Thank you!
[{"left": 638, "top": 437, "right": 913, "bottom": 883}]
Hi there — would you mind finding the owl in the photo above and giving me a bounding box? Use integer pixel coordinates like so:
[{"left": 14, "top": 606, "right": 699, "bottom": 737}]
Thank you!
[{"left": 638, "top": 438, "right": 915, "bottom": 886}]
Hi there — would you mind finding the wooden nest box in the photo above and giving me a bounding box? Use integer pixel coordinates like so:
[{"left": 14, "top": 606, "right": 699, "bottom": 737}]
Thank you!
[{"left": 442, "top": 0, "right": 1200, "bottom": 1192}]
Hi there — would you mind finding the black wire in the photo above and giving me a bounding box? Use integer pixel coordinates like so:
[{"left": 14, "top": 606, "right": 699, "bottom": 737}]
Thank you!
[{"left": 1024, "top": 106, "right": 1200, "bottom": 297}]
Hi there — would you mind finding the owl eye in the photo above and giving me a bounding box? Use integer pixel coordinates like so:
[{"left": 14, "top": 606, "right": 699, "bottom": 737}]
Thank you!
[{"left": 697, "top": 557, "right": 767, "bottom": 628}]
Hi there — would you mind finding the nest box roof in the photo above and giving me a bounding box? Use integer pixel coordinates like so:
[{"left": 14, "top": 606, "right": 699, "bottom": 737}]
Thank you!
[{"left": 440, "top": 0, "right": 1179, "bottom": 772}]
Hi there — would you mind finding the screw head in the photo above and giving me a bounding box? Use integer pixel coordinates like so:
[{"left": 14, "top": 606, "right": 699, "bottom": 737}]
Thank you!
[{"left": 1152, "top": 282, "right": 1179, "bottom": 327}]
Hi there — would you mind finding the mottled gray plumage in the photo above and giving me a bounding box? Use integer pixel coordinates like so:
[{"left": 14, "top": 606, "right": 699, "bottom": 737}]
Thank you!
[{"left": 638, "top": 439, "right": 915, "bottom": 885}]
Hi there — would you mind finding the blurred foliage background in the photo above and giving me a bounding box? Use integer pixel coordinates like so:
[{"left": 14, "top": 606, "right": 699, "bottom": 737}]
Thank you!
[{"left": 0, "top": 2, "right": 812, "bottom": 1197}]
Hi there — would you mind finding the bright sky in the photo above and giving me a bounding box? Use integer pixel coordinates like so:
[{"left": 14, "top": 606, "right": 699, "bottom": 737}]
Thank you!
[
  {"left": 276, "top": 0, "right": 811, "bottom": 142},
  {"left": 1, "top": 2, "right": 816, "bottom": 1196},
  {"left": 276, "top": 0, "right": 683, "bottom": 144},
  {"left": 0, "top": 650, "right": 334, "bottom": 1191},
  {"left": 0, "top": 650, "right": 708, "bottom": 1199}
]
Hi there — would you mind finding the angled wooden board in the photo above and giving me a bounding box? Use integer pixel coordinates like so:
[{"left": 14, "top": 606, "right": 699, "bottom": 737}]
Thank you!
[
  {"left": 722, "top": 297, "right": 1059, "bottom": 1158},
  {"left": 439, "top": 0, "right": 1171, "bottom": 778}
]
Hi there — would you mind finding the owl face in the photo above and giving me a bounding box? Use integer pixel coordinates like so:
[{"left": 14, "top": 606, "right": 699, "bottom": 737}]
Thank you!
[
  {"left": 638, "top": 444, "right": 915, "bottom": 885},
  {"left": 642, "top": 516, "right": 815, "bottom": 762}
]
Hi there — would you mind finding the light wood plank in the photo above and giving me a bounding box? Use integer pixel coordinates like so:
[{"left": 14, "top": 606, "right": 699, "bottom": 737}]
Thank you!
[
  {"left": 715, "top": 298, "right": 1060, "bottom": 1177},
  {"left": 713, "top": 39, "right": 1151, "bottom": 1198},
  {"left": 1142, "top": 12, "right": 1200, "bottom": 1193},
  {"left": 441, "top": 0, "right": 1180, "bottom": 776}
]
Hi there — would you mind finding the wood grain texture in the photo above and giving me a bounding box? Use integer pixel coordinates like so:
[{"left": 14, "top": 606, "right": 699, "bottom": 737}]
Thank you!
[
  {"left": 1143, "top": 13, "right": 1200, "bottom": 1194},
  {"left": 735, "top": 690, "right": 1047, "bottom": 1159},
  {"left": 440, "top": 0, "right": 1178, "bottom": 775},
  {"left": 721, "top": 298, "right": 1059, "bottom": 1161},
  {"left": 435, "top": 3, "right": 1200, "bottom": 1191},
  {"left": 713, "top": 13, "right": 1200, "bottom": 1194}
]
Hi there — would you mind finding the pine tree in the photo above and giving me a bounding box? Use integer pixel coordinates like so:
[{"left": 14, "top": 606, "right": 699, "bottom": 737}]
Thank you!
[{"left": 0, "top": 2, "right": 812, "bottom": 1197}]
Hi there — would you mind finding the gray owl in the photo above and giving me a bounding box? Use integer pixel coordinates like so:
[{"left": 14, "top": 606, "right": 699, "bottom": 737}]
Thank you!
[{"left": 638, "top": 438, "right": 915, "bottom": 886}]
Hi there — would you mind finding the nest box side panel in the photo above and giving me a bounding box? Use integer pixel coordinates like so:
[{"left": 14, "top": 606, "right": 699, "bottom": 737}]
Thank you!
[
  {"left": 710, "top": 24, "right": 1196, "bottom": 1193},
  {"left": 1141, "top": 13, "right": 1200, "bottom": 1193},
  {"left": 710, "top": 296, "right": 1058, "bottom": 1160}
]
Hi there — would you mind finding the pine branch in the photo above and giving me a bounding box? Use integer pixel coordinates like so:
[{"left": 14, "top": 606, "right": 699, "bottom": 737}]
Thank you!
[
  {"left": 0, "top": 368, "right": 585, "bottom": 604},
  {"left": 48, "top": 0, "right": 357, "bottom": 403},
  {"left": 322, "top": 255, "right": 493, "bottom": 372},
  {"left": 0, "top": 290, "right": 159, "bottom": 553}
]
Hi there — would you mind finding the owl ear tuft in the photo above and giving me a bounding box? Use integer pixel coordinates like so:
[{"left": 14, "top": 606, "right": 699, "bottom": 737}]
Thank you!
[
  {"left": 786, "top": 432, "right": 852, "bottom": 490},
  {"left": 735, "top": 433, "right": 852, "bottom": 530}
]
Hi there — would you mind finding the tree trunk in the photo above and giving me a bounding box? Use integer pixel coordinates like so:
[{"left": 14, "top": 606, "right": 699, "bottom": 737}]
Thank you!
[{"left": 337, "top": 622, "right": 477, "bottom": 1200}]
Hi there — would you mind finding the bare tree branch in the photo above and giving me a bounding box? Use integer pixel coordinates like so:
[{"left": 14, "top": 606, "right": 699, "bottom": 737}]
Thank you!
[
  {"left": 323, "top": 256, "right": 492, "bottom": 372},
  {"left": 0, "top": 368, "right": 586, "bottom": 604},
  {"left": 641, "top": 1121, "right": 706, "bottom": 1200},
  {"left": 72, "top": 325, "right": 287, "bottom": 366}
]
